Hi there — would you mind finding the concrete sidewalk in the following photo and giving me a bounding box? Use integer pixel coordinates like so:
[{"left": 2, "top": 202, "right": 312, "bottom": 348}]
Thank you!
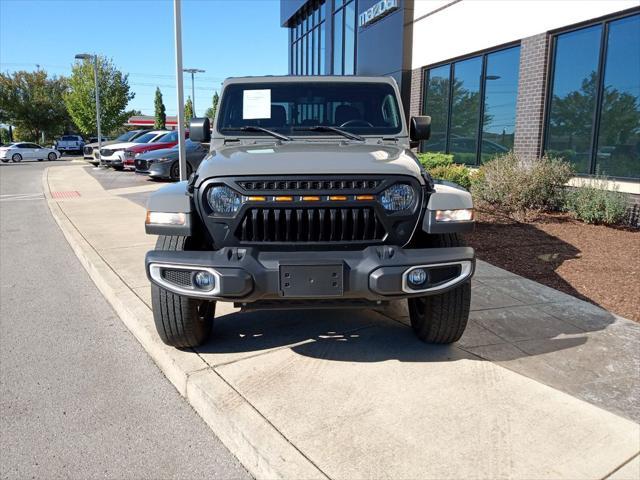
[{"left": 45, "top": 164, "right": 640, "bottom": 480}]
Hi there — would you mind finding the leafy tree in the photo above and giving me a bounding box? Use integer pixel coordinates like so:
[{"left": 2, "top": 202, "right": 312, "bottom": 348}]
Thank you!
[
  {"left": 205, "top": 91, "right": 219, "bottom": 120},
  {"left": 0, "top": 127, "right": 11, "bottom": 144},
  {"left": 0, "top": 70, "right": 71, "bottom": 141},
  {"left": 154, "top": 87, "right": 166, "bottom": 129},
  {"left": 184, "top": 96, "right": 194, "bottom": 126},
  {"left": 64, "top": 56, "right": 134, "bottom": 136}
]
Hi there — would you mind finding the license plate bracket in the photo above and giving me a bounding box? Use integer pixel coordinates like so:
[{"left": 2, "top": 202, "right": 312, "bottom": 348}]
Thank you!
[{"left": 279, "top": 264, "right": 344, "bottom": 297}]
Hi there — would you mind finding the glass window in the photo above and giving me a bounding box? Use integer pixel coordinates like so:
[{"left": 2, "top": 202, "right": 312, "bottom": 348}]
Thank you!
[
  {"left": 481, "top": 47, "right": 520, "bottom": 162},
  {"left": 333, "top": 11, "right": 343, "bottom": 75},
  {"left": 546, "top": 25, "right": 602, "bottom": 174},
  {"left": 344, "top": 1, "right": 356, "bottom": 75},
  {"left": 320, "top": 23, "right": 326, "bottom": 74},
  {"left": 422, "top": 45, "right": 520, "bottom": 165},
  {"left": 422, "top": 65, "right": 450, "bottom": 153},
  {"left": 449, "top": 57, "right": 482, "bottom": 165},
  {"left": 595, "top": 14, "right": 640, "bottom": 178},
  {"left": 312, "top": 28, "right": 318, "bottom": 74},
  {"left": 307, "top": 32, "right": 313, "bottom": 74},
  {"left": 320, "top": 1, "right": 326, "bottom": 21}
]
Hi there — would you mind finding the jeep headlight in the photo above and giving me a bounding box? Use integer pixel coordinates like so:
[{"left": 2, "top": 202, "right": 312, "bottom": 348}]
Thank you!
[
  {"left": 379, "top": 183, "right": 415, "bottom": 212},
  {"left": 207, "top": 186, "right": 243, "bottom": 215}
]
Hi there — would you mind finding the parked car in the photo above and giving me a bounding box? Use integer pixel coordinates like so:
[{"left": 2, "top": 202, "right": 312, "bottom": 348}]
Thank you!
[
  {"left": 135, "top": 139, "right": 207, "bottom": 180},
  {"left": 99, "top": 130, "right": 168, "bottom": 170},
  {"left": 55, "top": 135, "right": 85, "bottom": 155},
  {"left": 123, "top": 130, "right": 188, "bottom": 170},
  {"left": 84, "top": 129, "right": 150, "bottom": 162},
  {"left": 143, "top": 75, "right": 476, "bottom": 349},
  {"left": 0, "top": 142, "right": 60, "bottom": 162}
]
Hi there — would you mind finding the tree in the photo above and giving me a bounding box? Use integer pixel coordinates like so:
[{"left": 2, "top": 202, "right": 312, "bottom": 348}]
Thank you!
[
  {"left": 184, "top": 96, "right": 194, "bottom": 126},
  {"left": 0, "top": 70, "right": 71, "bottom": 142},
  {"left": 154, "top": 87, "right": 166, "bottom": 129},
  {"left": 64, "top": 56, "right": 134, "bottom": 136},
  {"left": 205, "top": 91, "right": 219, "bottom": 120}
]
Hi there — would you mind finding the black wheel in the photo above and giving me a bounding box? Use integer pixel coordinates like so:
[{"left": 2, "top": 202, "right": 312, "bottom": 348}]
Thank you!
[
  {"left": 151, "top": 235, "right": 215, "bottom": 348},
  {"left": 48, "top": 152, "right": 57, "bottom": 161},
  {"left": 113, "top": 165, "right": 124, "bottom": 171},
  {"left": 170, "top": 161, "right": 192, "bottom": 181},
  {"left": 1, "top": 159, "right": 8, "bottom": 163},
  {"left": 11, "top": 153, "right": 22, "bottom": 163},
  {"left": 407, "top": 233, "right": 471, "bottom": 344}
]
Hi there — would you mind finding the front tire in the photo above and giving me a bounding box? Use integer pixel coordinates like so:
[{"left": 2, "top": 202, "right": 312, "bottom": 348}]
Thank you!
[
  {"left": 170, "top": 161, "right": 192, "bottom": 181},
  {"left": 48, "top": 152, "right": 57, "bottom": 161},
  {"left": 151, "top": 235, "right": 215, "bottom": 348},
  {"left": 11, "top": 153, "right": 22, "bottom": 162},
  {"left": 407, "top": 233, "right": 471, "bottom": 344},
  {"left": 113, "top": 165, "right": 124, "bottom": 171}
]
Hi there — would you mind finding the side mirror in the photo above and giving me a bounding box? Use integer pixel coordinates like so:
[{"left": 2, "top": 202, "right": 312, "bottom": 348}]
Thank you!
[
  {"left": 410, "top": 116, "right": 431, "bottom": 142},
  {"left": 190, "top": 117, "right": 211, "bottom": 143}
]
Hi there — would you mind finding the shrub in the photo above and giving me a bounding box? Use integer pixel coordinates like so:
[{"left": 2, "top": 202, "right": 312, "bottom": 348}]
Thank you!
[
  {"left": 471, "top": 152, "right": 573, "bottom": 220},
  {"left": 429, "top": 164, "right": 473, "bottom": 190},
  {"left": 565, "top": 176, "right": 629, "bottom": 225},
  {"left": 417, "top": 152, "right": 454, "bottom": 170}
]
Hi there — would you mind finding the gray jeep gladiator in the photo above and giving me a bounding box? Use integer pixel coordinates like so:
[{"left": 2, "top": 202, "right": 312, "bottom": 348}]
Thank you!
[{"left": 144, "top": 76, "right": 475, "bottom": 348}]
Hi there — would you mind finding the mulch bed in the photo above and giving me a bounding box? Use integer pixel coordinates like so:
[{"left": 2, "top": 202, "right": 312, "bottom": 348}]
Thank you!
[{"left": 465, "top": 210, "right": 640, "bottom": 322}]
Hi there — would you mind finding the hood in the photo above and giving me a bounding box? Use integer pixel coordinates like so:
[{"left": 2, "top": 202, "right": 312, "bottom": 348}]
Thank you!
[
  {"left": 86, "top": 139, "right": 118, "bottom": 148},
  {"left": 102, "top": 141, "right": 138, "bottom": 151},
  {"left": 128, "top": 141, "right": 174, "bottom": 153},
  {"left": 196, "top": 142, "right": 423, "bottom": 184},
  {"left": 138, "top": 147, "right": 177, "bottom": 160}
]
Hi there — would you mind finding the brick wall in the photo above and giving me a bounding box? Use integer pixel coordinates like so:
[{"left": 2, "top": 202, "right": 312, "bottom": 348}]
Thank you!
[
  {"left": 409, "top": 67, "right": 423, "bottom": 119},
  {"left": 513, "top": 33, "right": 550, "bottom": 163}
]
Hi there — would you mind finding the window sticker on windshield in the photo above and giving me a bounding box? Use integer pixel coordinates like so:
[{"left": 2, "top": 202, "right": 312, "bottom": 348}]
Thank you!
[{"left": 243, "top": 89, "right": 271, "bottom": 119}]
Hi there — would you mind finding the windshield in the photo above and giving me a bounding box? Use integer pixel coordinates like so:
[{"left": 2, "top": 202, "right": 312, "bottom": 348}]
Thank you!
[
  {"left": 157, "top": 131, "right": 178, "bottom": 143},
  {"left": 217, "top": 82, "right": 403, "bottom": 137},
  {"left": 115, "top": 131, "right": 138, "bottom": 142},
  {"left": 170, "top": 139, "right": 199, "bottom": 151},
  {"left": 133, "top": 133, "right": 160, "bottom": 144}
]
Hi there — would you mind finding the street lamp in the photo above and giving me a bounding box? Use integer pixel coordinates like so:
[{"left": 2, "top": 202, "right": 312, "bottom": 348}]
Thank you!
[
  {"left": 183, "top": 68, "right": 205, "bottom": 116},
  {"left": 75, "top": 53, "right": 103, "bottom": 168},
  {"left": 174, "top": 0, "right": 188, "bottom": 181}
]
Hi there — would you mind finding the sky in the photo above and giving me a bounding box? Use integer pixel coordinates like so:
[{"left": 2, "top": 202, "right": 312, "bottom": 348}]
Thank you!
[{"left": 0, "top": 0, "right": 288, "bottom": 116}]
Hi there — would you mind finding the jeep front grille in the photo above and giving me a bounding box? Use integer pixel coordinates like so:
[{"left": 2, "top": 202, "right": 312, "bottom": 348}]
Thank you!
[
  {"left": 237, "top": 178, "right": 381, "bottom": 192},
  {"left": 236, "top": 206, "right": 386, "bottom": 243}
]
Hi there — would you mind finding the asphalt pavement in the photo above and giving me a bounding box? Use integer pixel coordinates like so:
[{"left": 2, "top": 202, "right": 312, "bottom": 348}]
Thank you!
[{"left": 0, "top": 159, "right": 250, "bottom": 479}]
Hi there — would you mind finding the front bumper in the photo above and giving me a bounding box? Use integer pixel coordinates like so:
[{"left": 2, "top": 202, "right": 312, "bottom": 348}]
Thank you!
[{"left": 145, "top": 245, "right": 475, "bottom": 304}]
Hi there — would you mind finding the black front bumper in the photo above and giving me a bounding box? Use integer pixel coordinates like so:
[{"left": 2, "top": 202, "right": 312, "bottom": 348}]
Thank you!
[{"left": 145, "top": 245, "right": 475, "bottom": 304}]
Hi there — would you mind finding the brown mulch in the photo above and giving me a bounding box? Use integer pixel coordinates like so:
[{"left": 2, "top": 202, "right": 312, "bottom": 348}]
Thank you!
[{"left": 465, "top": 209, "right": 640, "bottom": 322}]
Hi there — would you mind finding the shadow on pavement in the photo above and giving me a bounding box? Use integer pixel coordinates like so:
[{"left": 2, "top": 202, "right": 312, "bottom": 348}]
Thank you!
[{"left": 197, "top": 302, "right": 616, "bottom": 364}]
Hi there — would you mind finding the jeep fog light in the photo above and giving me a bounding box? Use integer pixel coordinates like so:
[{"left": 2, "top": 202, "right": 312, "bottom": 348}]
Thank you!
[
  {"left": 194, "top": 271, "right": 215, "bottom": 290},
  {"left": 407, "top": 268, "right": 428, "bottom": 288},
  {"left": 146, "top": 211, "right": 186, "bottom": 225},
  {"left": 435, "top": 208, "right": 474, "bottom": 222}
]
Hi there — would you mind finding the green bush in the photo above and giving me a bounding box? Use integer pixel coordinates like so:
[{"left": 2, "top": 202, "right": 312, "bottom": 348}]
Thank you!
[
  {"left": 417, "top": 152, "right": 454, "bottom": 170},
  {"left": 471, "top": 152, "right": 574, "bottom": 220},
  {"left": 565, "top": 177, "right": 629, "bottom": 225},
  {"left": 429, "top": 164, "right": 473, "bottom": 190}
]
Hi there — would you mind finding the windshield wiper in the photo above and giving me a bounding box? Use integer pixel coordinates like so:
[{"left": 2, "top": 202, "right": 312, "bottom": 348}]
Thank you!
[
  {"left": 294, "top": 125, "right": 364, "bottom": 141},
  {"left": 233, "top": 126, "right": 292, "bottom": 141}
]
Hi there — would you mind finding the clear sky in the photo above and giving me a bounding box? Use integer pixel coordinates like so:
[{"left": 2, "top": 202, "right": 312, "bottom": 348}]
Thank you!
[{"left": 0, "top": 0, "right": 288, "bottom": 116}]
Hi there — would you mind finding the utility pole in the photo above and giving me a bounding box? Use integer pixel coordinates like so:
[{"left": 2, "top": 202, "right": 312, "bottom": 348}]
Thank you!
[
  {"left": 183, "top": 68, "right": 205, "bottom": 116},
  {"left": 174, "top": 0, "right": 187, "bottom": 181},
  {"left": 75, "top": 53, "right": 102, "bottom": 168}
]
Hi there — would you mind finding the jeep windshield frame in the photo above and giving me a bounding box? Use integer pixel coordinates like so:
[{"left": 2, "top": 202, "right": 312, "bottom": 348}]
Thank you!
[{"left": 216, "top": 81, "right": 404, "bottom": 139}]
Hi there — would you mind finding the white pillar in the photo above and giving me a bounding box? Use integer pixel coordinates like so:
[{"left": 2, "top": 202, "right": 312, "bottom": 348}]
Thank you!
[{"left": 173, "top": 0, "right": 187, "bottom": 181}]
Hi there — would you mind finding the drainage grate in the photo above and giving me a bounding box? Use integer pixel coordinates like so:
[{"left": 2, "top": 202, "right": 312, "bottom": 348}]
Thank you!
[{"left": 51, "top": 191, "right": 81, "bottom": 199}]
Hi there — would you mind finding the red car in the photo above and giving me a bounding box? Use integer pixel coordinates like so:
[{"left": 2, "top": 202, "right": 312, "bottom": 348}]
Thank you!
[{"left": 123, "top": 130, "right": 188, "bottom": 169}]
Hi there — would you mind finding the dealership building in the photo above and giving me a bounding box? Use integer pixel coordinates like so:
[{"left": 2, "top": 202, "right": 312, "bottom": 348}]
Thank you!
[{"left": 280, "top": 0, "right": 639, "bottom": 190}]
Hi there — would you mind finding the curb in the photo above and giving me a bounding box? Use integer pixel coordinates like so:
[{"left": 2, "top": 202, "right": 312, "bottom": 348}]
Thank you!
[{"left": 42, "top": 167, "right": 328, "bottom": 480}]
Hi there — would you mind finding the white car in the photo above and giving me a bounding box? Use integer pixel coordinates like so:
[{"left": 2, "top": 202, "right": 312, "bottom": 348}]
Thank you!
[
  {"left": 99, "top": 130, "right": 168, "bottom": 170},
  {"left": 0, "top": 143, "right": 60, "bottom": 162}
]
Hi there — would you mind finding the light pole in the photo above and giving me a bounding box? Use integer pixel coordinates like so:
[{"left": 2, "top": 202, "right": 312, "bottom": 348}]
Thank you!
[
  {"left": 173, "top": 0, "right": 187, "bottom": 181},
  {"left": 75, "top": 53, "right": 103, "bottom": 168},
  {"left": 183, "top": 68, "right": 205, "bottom": 117}
]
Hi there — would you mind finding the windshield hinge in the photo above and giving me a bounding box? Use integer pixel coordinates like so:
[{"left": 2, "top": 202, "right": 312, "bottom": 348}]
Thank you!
[
  {"left": 379, "top": 137, "right": 399, "bottom": 144},
  {"left": 224, "top": 138, "right": 241, "bottom": 145}
]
